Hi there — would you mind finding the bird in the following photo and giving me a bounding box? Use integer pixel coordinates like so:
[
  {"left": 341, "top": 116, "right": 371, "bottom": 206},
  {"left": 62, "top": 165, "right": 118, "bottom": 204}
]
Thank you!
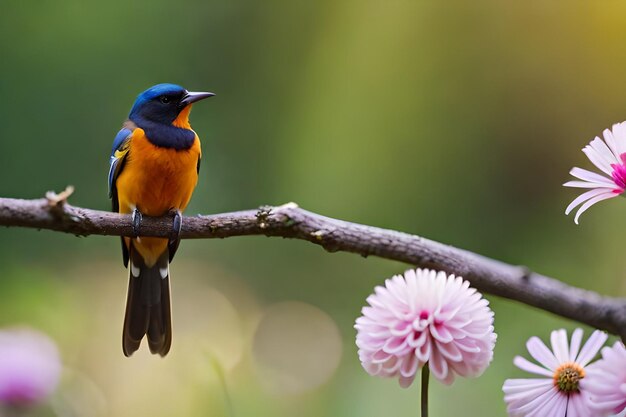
[{"left": 108, "top": 83, "right": 214, "bottom": 356}]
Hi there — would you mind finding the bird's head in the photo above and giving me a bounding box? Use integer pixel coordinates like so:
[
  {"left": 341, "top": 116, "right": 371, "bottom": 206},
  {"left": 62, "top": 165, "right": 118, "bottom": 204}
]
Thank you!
[{"left": 128, "top": 83, "right": 214, "bottom": 125}]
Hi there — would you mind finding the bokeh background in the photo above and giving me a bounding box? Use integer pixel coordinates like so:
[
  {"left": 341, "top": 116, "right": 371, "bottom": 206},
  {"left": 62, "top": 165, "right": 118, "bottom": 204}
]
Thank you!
[{"left": 1, "top": 1, "right": 625, "bottom": 415}]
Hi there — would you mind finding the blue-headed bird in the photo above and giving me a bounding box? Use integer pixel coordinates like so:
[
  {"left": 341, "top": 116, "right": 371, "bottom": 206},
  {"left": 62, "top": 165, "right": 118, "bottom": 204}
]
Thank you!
[{"left": 108, "top": 84, "right": 214, "bottom": 356}]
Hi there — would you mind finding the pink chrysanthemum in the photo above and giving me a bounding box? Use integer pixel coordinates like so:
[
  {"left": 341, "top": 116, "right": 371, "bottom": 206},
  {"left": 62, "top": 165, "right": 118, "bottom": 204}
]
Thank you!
[
  {"left": 582, "top": 341, "right": 626, "bottom": 416},
  {"left": 564, "top": 122, "right": 626, "bottom": 224},
  {"left": 0, "top": 328, "right": 62, "bottom": 406},
  {"left": 354, "top": 268, "right": 496, "bottom": 387},
  {"left": 503, "top": 328, "right": 608, "bottom": 417}
]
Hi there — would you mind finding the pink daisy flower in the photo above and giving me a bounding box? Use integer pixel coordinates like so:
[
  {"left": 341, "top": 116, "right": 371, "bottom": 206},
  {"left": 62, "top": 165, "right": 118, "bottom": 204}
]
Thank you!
[
  {"left": 564, "top": 122, "right": 626, "bottom": 224},
  {"left": 503, "top": 328, "right": 608, "bottom": 417},
  {"left": 355, "top": 268, "right": 496, "bottom": 388},
  {"left": 0, "top": 328, "right": 62, "bottom": 406},
  {"left": 582, "top": 341, "right": 626, "bottom": 416}
]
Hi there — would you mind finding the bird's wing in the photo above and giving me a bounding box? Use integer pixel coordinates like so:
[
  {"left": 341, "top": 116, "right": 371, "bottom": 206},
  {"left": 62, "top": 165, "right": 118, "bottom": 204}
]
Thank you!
[
  {"left": 109, "top": 126, "right": 134, "bottom": 268},
  {"left": 108, "top": 127, "right": 133, "bottom": 204}
]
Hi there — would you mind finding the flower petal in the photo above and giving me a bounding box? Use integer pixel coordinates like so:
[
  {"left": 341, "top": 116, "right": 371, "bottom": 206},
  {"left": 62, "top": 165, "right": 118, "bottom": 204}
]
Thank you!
[
  {"left": 563, "top": 180, "right": 613, "bottom": 189},
  {"left": 503, "top": 379, "right": 554, "bottom": 405},
  {"left": 399, "top": 351, "right": 418, "bottom": 377},
  {"left": 513, "top": 356, "right": 553, "bottom": 377},
  {"left": 603, "top": 128, "right": 621, "bottom": 158},
  {"left": 589, "top": 136, "right": 619, "bottom": 164},
  {"left": 502, "top": 378, "right": 554, "bottom": 394},
  {"left": 612, "top": 122, "right": 626, "bottom": 155},
  {"left": 566, "top": 393, "right": 588, "bottom": 417},
  {"left": 569, "top": 328, "right": 583, "bottom": 362},
  {"left": 565, "top": 188, "right": 613, "bottom": 215},
  {"left": 575, "top": 330, "right": 608, "bottom": 366},
  {"left": 428, "top": 349, "right": 450, "bottom": 384},
  {"left": 398, "top": 374, "right": 415, "bottom": 388},
  {"left": 509, "top": 386, "right": 562, "bottom": 416},
  {"left": 569, "top": 167, "right": 614, "bottom": 185},
  {"left": 355, "top": 268, "right": 495, "bottom": 387},
  {"left": 583, "top": 144, "right": 613, "bottom": 175},
  {"left": 526, "top": 336, "right": 558, "bottom": 371},
  {"left": 574, "top": 192, "right": 617, "bottom": 224},
  {"left": 535, "top": 393, "right": 567, "bottom": 417},
  {"left": 550, "top": 329, "right": 569, "bottom": 364}
]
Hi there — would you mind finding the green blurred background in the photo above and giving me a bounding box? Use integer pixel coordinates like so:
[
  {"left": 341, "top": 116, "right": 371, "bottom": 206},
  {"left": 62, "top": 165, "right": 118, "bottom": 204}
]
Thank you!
[{"left": 1, "top": 1, "right": 625, "bottom": 416}]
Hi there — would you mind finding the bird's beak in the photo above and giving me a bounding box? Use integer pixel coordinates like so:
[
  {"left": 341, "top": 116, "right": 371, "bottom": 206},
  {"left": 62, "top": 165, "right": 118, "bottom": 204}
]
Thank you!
[{"left": 180, "top": 91, "right": 215, "bottom": 107}]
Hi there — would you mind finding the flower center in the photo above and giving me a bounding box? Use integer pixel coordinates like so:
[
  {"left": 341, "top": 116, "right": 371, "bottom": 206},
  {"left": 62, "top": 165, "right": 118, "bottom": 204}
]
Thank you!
[
  {"left": 553, "top": 362, "right": 585, "bottom": 393},
  {"left": 611, "top": 153, "right": 626, "bottom": 192}
]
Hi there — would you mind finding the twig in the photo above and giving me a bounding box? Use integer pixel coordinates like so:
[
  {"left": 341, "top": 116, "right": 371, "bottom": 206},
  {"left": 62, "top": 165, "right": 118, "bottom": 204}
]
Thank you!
[{"left": 0, "top": 193, "right": 624, "bottom": 341}]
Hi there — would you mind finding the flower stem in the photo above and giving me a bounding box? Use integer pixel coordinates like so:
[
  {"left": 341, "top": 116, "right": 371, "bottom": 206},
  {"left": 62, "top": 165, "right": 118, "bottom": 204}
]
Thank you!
[{"left": 421, "top": 365, "right": 429, "bottom": 417}]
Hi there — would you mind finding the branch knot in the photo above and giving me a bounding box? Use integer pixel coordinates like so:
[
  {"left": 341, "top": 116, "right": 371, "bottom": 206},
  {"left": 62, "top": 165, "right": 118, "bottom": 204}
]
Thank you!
[{"left": 45, "top": 186, "right": 75, "bottom": 208}]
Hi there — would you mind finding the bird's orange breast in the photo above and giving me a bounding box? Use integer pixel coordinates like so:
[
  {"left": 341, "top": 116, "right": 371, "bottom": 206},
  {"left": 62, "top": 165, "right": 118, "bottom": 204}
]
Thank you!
[
  {"left": 115, "top": 128, "right": 201, "bottom": 266},
  {"left": 116, "top": 128, "right": 201, "bottom": 216}
]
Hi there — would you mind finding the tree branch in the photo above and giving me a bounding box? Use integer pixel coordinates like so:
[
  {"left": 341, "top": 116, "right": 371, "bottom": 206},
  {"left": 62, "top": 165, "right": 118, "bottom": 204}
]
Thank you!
[{"left": 1, "top": 191, "right": 625, "bottom": 341}]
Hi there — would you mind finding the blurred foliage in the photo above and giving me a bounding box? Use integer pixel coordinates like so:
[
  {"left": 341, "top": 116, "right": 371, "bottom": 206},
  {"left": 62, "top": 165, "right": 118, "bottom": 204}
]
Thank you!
[{"left": 1, "top": 0, "right": 626, "bottom": 416}]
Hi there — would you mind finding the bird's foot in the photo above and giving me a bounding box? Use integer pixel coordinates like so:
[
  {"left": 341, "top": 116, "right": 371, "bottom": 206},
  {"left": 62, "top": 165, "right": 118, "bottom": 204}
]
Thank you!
[
  {"left": 167, "top": 209, "right": 182, "bottom": 262},
  {"left": 168, "top": 209, "right": 182, "bottom": 242},
  {"left": 132, "top": 208, "right": 143, "bottom": 237}
]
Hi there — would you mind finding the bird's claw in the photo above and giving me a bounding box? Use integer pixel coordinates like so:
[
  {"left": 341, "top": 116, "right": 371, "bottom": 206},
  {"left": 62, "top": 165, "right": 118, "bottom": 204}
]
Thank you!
[
  {"left": 132, "top": 209, "right": 143, "bottom": 237},
  {"left": 169, "top": 209, "right": 182, "bottom": 242},
  {"left": 167, "top": 209, "right": 182, "bottom": 262}
]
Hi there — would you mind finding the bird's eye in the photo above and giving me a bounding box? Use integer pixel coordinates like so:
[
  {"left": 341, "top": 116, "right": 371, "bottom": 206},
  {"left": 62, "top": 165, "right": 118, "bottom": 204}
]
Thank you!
[{"left": 159, "top": 96, "right": 171, "bottom": 104}]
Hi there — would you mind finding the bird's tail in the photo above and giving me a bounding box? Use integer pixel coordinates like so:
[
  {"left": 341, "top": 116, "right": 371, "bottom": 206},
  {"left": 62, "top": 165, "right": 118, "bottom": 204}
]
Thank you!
[{"left": 122, "top": 243, "right": 172, "bottom": 357}]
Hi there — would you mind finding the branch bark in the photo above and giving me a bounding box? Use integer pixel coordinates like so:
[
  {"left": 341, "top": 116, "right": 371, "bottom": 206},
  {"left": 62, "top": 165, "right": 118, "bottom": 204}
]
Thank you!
[{"left": 1, "top": 192, "right": 625, "bottom": 341}]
